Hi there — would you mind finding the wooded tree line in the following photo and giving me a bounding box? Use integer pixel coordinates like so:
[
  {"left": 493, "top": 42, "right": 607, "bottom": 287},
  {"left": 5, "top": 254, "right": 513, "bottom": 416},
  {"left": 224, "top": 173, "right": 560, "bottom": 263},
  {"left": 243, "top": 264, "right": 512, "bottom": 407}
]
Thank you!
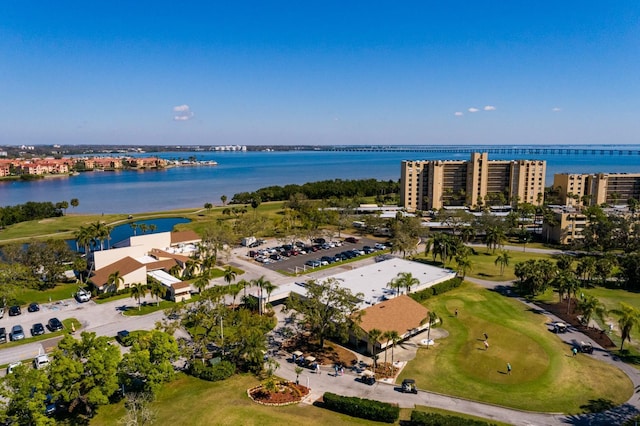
[
  {"left": 0, "top": 201, "right": 63, "bottom": 227},
  {"left": 230, "top": 178, "right": 399, "bottom": 204}
]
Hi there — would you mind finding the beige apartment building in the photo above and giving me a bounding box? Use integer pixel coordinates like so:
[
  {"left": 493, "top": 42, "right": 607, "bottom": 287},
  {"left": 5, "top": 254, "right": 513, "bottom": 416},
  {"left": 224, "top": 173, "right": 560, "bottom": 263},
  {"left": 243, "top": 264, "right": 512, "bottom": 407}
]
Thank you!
[
  {"left": 554, "top": 172, "right": 640, "bottom": 207},
  {"left": 401, "top": 153, "right": 546, "bottom": 211}
]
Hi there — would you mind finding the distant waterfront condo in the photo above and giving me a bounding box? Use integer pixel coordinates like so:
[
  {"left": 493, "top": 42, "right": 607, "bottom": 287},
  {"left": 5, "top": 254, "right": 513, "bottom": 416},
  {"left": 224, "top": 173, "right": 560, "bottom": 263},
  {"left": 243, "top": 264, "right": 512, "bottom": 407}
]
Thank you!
[
  {"left": 400, "top": 152, "right": 546, "bottom": 211},
  {"left": 554, "top": 172, "right": 640, "bottom": 207}
]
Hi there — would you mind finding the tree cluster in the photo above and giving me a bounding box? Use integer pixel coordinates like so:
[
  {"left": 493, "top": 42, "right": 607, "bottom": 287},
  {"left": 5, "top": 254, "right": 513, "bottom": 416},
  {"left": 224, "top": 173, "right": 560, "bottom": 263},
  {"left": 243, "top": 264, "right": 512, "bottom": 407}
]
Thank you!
[
  {"left": 0, "top": 201, "right": 63, "bottom": 227},
  {"left": 230, "top": 178, "right": 399, "bottom": 204}
]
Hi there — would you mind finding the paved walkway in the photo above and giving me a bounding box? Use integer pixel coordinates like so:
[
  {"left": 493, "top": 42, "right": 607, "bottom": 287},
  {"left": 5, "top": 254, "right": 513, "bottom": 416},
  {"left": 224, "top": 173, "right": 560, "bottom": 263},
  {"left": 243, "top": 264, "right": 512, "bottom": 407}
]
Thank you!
[{"left": 265, "top": 275, "right": 640, "bottom": 425}]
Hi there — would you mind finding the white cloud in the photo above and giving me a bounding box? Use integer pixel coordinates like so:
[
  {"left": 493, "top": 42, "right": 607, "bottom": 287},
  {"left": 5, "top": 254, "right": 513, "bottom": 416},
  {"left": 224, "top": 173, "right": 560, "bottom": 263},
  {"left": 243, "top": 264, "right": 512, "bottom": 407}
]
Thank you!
[
  {"left": 552, "top": 107, "right": 562, "bottom": 112},
  {"left": 173, "top": 104, "right": 194, "bottom": 121},
  {"left": 468, "top": 107, "right": 479, "bottom": 113},
  {"left": 454, "top": 112, "right": 464, "bottom": 116},
  {"left": 483, "top": 105, "right": 496, "bottom": 111}
]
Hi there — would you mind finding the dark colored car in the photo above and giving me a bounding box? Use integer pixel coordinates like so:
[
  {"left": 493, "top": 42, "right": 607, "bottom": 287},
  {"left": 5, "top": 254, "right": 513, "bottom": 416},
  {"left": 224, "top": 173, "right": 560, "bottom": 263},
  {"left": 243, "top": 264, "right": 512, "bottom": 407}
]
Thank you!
[
  {"left": 0, "top": 327, "right": 6, "bottom": 343},
  {"left": 11, "top": 325, "right": 25, "bottom": 341},
  {"left": 345, "top": 237, "right": 359, "bottom": 243},
  {"left": 9, "top": 305, "right": 21, "bottom": 316},
  {"left": 321, "top": 256, "right": 335, "bottom": 264},
  {"left": 47, "top": 317, "right": 64, "bottom": 332},
  {"left": 28, "top": 302, "right": 40, "bottom": 312},
  {"left": 117, "top": 330, "right": 132, "bottom": 346},
  {"left": 31, "top": 323, "right": 46, "bottom": 336}
]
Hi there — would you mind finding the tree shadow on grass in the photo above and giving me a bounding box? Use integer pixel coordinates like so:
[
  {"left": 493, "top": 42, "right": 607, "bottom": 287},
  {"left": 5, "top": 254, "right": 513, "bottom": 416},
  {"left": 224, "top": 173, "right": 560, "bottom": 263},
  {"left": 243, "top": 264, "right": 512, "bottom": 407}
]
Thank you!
[{"left": 562, "top": 402, "right": 639, "bottom": 425}]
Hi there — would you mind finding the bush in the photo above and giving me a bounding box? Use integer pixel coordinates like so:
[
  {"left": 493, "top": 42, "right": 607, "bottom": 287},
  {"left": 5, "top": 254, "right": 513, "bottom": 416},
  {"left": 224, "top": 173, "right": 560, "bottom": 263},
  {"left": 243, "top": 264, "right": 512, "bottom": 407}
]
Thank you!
[
  {"left": 410, "top": 410, "right": 497, "bottom": 426},
  {"left": 410, "top": 277, "right": 462, "bottom": 303},
  {"left": 322, "top": 392, "right": 399, "bottom": 423},
  {"left": 188, "top": 360, "right": 236, "bottom": 382}
]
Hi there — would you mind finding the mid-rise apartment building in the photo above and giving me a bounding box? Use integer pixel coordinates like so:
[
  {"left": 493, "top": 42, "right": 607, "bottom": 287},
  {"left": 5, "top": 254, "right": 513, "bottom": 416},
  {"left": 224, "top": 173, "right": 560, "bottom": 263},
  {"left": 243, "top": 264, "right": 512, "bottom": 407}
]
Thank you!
[
  {"left": 401, "top": 153, "right": 546, "bottom": 211},
  {"left": 554, "top": 172, "right": 640, "bottom": 206}
]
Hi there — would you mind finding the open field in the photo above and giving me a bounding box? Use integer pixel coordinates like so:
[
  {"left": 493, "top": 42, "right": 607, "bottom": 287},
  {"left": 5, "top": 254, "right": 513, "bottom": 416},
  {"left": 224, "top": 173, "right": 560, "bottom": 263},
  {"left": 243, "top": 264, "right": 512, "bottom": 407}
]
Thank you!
[
  {"left": 91, "top": 374, "right": 380, "bottom": 426},
  {"left": 398, "top": 282, "right": 633, "bottom": 413}
]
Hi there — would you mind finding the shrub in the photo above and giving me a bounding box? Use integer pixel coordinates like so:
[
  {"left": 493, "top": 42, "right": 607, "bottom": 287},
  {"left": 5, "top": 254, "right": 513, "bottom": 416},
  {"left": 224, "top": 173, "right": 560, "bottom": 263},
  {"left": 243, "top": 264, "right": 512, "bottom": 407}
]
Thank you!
[
  {"left": 322, "top": 392, "right": 399, "bottom": 423},
  {"left": 188, "top": 360, "right": 236, "bottom": 382},
  {"left": 410, "top": 410, "right": 497, "bottom": 426},
  {"left": 410, "top": 277, "right": 462, "bottom": 302}
]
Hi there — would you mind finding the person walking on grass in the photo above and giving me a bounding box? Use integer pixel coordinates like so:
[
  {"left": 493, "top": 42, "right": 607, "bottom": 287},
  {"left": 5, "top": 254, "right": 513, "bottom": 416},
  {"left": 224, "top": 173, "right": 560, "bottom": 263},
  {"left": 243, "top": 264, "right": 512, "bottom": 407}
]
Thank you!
[
  {"left": 484, "top": 340, "right": 489, "bottom": 350},
  {"left": 507, "top": 362, "right": 512, "bottom": 375}
]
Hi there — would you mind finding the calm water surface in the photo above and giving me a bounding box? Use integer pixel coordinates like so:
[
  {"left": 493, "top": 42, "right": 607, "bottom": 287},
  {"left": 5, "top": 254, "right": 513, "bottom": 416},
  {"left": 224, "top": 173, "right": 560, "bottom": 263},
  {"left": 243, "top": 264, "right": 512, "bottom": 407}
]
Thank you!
[{"left": 2, "top": 147, "right": 640, "bottom": 214}]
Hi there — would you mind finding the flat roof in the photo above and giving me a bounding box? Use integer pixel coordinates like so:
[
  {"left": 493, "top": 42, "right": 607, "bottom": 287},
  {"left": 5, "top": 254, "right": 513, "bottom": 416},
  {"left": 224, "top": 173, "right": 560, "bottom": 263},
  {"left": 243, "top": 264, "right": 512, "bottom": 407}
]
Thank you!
[
  {"left": 267, "top": 257, "right": 456, "bottom": 310},
  {"left": 147, "top": 270, "right": 182, "bottom": 286}
]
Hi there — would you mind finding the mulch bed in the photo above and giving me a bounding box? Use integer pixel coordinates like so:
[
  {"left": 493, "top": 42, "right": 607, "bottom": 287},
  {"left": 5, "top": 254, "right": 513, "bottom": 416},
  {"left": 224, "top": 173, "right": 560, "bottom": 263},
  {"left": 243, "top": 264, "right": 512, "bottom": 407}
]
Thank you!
[
  {"left": 537, "top": 298, "right": 616, "bottom": 349},
  {"left": 249, "top": 383, "right": 310, "bottom": 406},
  {"left": 282, "top": 335, "right": 358, "bottom": 366}
]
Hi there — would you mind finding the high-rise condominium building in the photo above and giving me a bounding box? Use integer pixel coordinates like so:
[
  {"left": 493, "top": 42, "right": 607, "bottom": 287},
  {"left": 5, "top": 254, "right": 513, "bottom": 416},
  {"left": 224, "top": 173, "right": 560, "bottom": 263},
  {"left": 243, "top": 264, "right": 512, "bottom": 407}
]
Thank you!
[
  {"left": 400, "top": 152, "right": 546, "bottom": 211},
  {"left": 553, "top": 172, "right": 640, "bottom": 207}
]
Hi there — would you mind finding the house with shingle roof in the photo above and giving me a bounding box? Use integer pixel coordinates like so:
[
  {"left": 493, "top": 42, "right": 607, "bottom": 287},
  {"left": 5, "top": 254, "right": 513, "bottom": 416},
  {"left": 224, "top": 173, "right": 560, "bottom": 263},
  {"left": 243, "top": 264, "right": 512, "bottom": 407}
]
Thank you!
[
  {"left": 89, "top": 257, "right": 147, "bottom": 292},
  {"left": 351, "top": 295, "right": 429, "bottom": 354}
]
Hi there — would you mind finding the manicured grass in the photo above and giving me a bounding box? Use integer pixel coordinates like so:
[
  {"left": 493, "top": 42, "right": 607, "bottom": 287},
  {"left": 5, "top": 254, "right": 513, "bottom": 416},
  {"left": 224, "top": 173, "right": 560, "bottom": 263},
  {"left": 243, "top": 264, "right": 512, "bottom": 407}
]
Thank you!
[
  {"left": 11, "top": 283, "right": 83, "bottom": 306},
  {"left": 1, "top": 318, "right": 81, "bottom": 350},
  {"left": 413, "top": 250, "right": 556, "bottom": 282},
  {"left": 398, "top": 282, "right": 633, "bottom": 413},
  {"left": 123, "top": 300, "right": 175, "bottom": 316},
  {"left": 91, "top": 374, "right": 377, "bottom": 426}
]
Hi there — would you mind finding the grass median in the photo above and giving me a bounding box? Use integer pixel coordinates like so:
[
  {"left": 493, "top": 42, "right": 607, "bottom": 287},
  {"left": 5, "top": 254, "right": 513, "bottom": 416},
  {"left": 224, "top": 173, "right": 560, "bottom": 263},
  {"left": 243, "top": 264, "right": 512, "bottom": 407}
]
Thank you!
[{"left": 398, "top": 281, "right": 633, "bottom": 413}]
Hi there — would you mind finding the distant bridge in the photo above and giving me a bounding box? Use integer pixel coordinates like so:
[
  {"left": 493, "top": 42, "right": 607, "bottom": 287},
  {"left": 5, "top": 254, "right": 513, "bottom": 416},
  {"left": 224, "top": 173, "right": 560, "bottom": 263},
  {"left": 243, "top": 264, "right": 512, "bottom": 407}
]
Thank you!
[{"left": 324, "top": 146, "right": 640, "bottom": 155}]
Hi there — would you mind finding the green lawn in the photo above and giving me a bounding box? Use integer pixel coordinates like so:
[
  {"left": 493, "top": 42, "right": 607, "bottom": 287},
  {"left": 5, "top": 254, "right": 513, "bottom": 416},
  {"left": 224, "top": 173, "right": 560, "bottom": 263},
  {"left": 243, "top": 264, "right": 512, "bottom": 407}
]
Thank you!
[
  {"left": 91, "top": 374, "right": 379, "bottom": 426},
  {"left": 413, "top": 250, "right": 556, "bottom": 282},
  {"left": 11, "top": 283, "right": 83, "bottom": 306},
  {"left": 398, "top": 282, "right": 633, "bottom": 413}
]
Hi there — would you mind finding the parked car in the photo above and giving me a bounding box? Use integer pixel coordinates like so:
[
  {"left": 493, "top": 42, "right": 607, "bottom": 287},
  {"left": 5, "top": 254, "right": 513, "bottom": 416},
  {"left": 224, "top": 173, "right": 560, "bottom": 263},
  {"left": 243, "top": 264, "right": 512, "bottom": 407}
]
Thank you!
[
  {"left": 34, "top": 354, "right": 50, "bottom": 369},
  {"left": 9, "top": 305, "right": 21, "bottom": 316},
  {"left": 313, "top": 238, "right": 326, "bottom": 244},
  {"left": 31, "top": 323, "right": 46, "bottom": 336},
  {"left": 0, "top": 327, "right": 6, "bottom": 343},
  {"left": 75, "top": 288, "right": 91, "bottom": 303},
  {"left": 47, "top": 317, "right": 64, "bottom": 332},
  {"left": 11, "top": 325, "right": 25, "bottom": 341},
  {"left": 321, "top": 256, "right": 335, "bottom": 264},
  {"left": 27, "top": 302, "right": 40, "bottom": 312},
  {"left": 7, "top": 362, "right": 21, "bottom": 374},
  {"left": 374, "top": 243, "right": 386, "bottom": 250},
  {"left": 580, "top": 341, "right": 594, "bottom": 354},
  {"left": 305, "top": 259, "right": 321, "bottom": 268},
  {"left": 117, "top": 330, "right": 132, "bottom": 346},
  {"left": 345, "top": 237, "right": 359, "bottom": 243},
  {"left": 363, "top": 245, "right": 375, "bottom": 254},
  {"left": 361, "top": 370, "right": 376, "bottom": 385}
]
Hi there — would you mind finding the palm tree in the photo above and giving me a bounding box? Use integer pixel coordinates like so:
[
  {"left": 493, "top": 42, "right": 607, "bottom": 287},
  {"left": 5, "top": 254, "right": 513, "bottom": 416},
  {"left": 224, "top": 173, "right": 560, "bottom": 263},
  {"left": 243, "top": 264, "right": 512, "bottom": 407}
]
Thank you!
[
  {"left": 368, "top": 328, "right": 382, "bottom": 370},
  {"left": 193, "top": 271, "right": 210, "bottom": 294},
  {"left": 485, "top": 225, "right": 506, "bottom": 253},
  {"left": 610, "top": 302, "right": 640, "bottom": 351},
  {"left": 228, "top": 283, "right": 242, "bottom": 307},
  {"left": 393, "top": 272, "right": 420, "bottom": 295},
  {"left": 424, "top": 311, "right": 441, "bottom": 350},
  {"left": 387, "top": 277, "right": 403, "bottom": 296},
  {"left": 130, "top": 223, "right": 138, "bottom": 236},
  {"left": 577, "top": 295, "right": 607, "bottom": 328},
  {"left": 494, "top": 251, "right": 511, "bottom": 276},
  {"left": 130, "top": 283, "right": 148, "bottom": 311},
  {"left": 382, "top": 330, "right": 393, "bottom": 366},
  {"left": 263, "top": 281, "right": 278, "bottom": 306},
  {"left": 455, "top": 252, "right": 473, "bottom": 279},
  {"left": 106, "top": 271, "right": 124, "bottom": 293},
  {"left": 253, "top": 276, "right": 272, "bottom": 315},
  {"left": 238, "top": 279, "right": 250, "bottom": 298},
  {"left": 386, "top": 330, "right": 400, "bottom": 366},
  {"left": 150, "top": 281, "right": 165, "bottom": 306},
  {"left": 223, "top": 266, "right": 237, "bottom": 286}
]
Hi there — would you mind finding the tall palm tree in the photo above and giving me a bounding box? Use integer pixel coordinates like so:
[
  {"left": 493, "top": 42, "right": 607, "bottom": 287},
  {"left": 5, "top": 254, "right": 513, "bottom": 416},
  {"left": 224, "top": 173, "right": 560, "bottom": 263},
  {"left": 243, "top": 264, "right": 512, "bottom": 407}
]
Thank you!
[
  {"left": 223, "top": 266, "right": 237, "bottom": 286},
  {"left": 368, "top": 328, "right": 382, "bottom": 370},
  {"left": 130, "top": 283, "right": 148, "bottom": 311},
  {"left": 193, "top": 271, "right": 210, "bottom": 294},
  {"left": 455, "top": 253, "right": 473, "bottom": 279},
  {"left": 150, "top": 281, "right": 165, "bottom": 306},
  {"left": 130, "top": 223, "right": 138, "bottom": 236},
  {"left": 106, "top": 271, "right": 124, "bottom": 293},
  {"left": 424, "top": 311, "right": 441, "bottom": 350},
  {"left": 386, "top": 330, "right": 401, "bottom": 366},
  {"left": 387, "top": 277, "right": 403, "bottom": 296},
  {"left": 263, "top": 281, "right": 278, "bottom": 305},
  {"left": 494, "top": 251, "right": 511, "bottom": 276},
  {"left": 252, "top": 276, "right": 274, "bottom": 315},
  {"left": 238, "top": 279, "right": 250, "bottom": 297},
  {"left": 228, "top": 283, "right": 242, "bottom": 307},
  {"left": 610, "top": 302, "right": 640, "bottom": 351},
  {"left": 382, "top": 330, "right": 393, "bottom": 366}
]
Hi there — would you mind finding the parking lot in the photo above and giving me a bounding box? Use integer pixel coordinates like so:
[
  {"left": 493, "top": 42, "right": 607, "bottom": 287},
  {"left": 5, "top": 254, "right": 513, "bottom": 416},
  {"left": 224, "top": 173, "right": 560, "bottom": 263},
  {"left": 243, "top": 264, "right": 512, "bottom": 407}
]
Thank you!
[{"left": 244, "top": 236, "right": 388, "bottom": 274}]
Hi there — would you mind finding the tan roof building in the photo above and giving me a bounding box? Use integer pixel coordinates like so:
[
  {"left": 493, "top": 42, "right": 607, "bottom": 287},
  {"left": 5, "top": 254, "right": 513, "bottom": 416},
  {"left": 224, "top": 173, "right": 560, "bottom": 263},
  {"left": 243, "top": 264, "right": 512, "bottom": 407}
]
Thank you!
[
  {"left": 353, "top": 295, "right": 429, "bottom": 353},
  {"left": 90, "top": 256, "right": 146, "bottom": 292},
  {"left": 171, "top": 230, "right": 201, "bottom": 245}
]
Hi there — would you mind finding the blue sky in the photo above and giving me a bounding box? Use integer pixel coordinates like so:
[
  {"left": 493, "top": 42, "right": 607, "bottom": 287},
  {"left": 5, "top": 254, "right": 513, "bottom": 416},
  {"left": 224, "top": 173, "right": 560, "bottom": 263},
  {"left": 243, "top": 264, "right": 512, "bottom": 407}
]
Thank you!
[{"left": 1, "top": 2, "right": 639, "bottom": 146}]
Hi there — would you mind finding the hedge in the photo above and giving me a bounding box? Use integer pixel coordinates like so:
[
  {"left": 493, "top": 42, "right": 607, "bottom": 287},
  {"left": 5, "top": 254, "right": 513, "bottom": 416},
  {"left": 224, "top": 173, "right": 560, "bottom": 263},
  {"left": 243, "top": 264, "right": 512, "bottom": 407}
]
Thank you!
[
  {"left": 410, "top": 277, "right": 463, "bottom": 303},
  {"left": 410, "top": 410, "right": 497, "bottom": 426},
  {"left": 322, "top": 392, "right": 399, "bottom": 423},
  {"left": 188, "top": 360, "right": 236, "bottom": 382}
]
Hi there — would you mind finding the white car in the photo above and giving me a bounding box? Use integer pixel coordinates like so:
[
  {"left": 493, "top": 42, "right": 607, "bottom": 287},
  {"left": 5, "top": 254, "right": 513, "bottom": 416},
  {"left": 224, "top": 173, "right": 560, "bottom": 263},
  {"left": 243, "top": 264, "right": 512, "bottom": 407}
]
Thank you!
[
  {"left": 76, "top": 289, "right": 91, "bottom": 303},
  {"left": 7, "top": 362, "right": 21, "bottom": 374},
  {"left": 34, "top": 354, "right": 50, "bottom": 369}
]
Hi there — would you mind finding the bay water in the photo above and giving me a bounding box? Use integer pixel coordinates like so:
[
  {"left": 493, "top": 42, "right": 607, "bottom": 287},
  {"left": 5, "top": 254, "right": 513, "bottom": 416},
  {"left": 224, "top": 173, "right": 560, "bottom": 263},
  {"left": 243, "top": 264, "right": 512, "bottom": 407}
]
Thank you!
[{"left": 1, "top": 146, "right": 640, "bottom": 214}]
